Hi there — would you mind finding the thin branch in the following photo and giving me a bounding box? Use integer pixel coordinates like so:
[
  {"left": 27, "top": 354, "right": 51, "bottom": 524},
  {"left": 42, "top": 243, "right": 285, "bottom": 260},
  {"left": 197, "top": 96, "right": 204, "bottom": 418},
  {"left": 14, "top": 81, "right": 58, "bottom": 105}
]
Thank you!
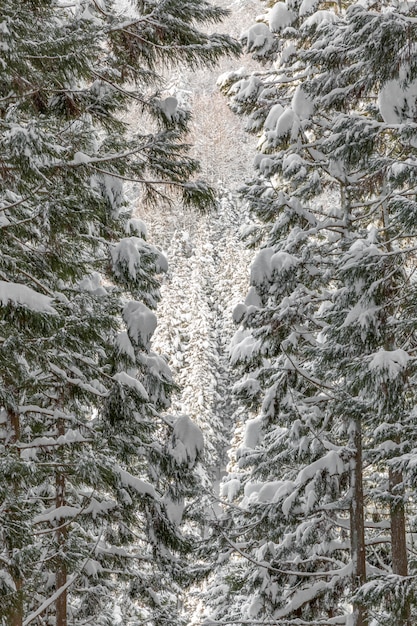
[
  {"left": 91, "top": 70, "right": 151, "bottom": 106},
  {"left": 23, "top": 528, "right": 104, "bottom": 625},
  {"left": 0, "top": 185, "right": 45, "bottom": 212},
  {"left": 219, "top": 529, "right": 347, "bottom": 579}
]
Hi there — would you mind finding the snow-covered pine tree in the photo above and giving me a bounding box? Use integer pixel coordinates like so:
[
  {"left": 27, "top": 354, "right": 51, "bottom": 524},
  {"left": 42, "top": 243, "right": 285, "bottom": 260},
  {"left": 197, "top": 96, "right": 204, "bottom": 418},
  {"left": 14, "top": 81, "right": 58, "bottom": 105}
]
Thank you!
[
  {"left": 0, "top": 0, "right": 239, "bottom": 624},
  {"left": 207, "top": 1, "right": 417, "bottom": 625},
  {"left": 207, "top": 2, "right": 358, "bottom": 624},
  {"left": 305, "top": 3, "right": 417, "bottom": 623}
]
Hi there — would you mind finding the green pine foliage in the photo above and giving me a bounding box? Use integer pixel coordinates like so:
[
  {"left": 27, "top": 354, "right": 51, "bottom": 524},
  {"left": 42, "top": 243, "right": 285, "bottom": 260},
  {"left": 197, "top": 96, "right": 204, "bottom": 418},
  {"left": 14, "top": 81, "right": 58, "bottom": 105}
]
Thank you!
[
  {"left": 0, "top": 0, "right": 239, "bottom": 623},
  {"left": 206, "top": 1, "right": 417, "bottom": 625}
]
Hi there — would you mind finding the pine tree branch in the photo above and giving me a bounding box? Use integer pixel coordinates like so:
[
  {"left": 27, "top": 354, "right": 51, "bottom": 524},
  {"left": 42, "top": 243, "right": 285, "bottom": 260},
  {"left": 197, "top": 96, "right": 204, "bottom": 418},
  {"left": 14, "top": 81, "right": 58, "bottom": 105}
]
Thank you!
[
  {"left": 218, "top": 528, "right": 347, "bottom": 579},
  {"left": 200, "top": 618, "right": 347, "bottom": 625},
  {"left": 0, "top": 185, "right": 44, "bottom": 212},
  {"left": 23, "top": 527, "right": 104, "bottom": 625},
  {"left": 0, "top": 213, "right": 41, "bottom": 229},
  {"left": 91, "top": 70, "right": 153, "bottom": 106},
  {"left": 90, "top": 164, "right": 185, "bottom": 188},
  {"left": 1, "top": 271, "right": 55, "bottom": 297}
]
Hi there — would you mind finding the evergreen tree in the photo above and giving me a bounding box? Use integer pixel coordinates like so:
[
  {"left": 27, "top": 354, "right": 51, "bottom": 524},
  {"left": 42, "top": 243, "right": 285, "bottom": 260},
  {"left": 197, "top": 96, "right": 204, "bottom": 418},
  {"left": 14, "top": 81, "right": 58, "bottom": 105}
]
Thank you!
[
  {"left": 0, "top": 0, "right": 239, "bottom": 624},
  {"left": 207, "top": 1, "right": 417, "bottom": 625}
]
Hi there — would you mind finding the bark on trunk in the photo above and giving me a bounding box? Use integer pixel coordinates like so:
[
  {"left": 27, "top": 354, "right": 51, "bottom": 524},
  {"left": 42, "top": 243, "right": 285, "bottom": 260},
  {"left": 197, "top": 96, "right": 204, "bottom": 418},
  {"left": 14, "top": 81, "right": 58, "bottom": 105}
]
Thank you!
[
  {"left": 55, "top": 418, "right": 67, "bottom": 626},
  {"left": 390, "top": 466, "right": 410, "bottom": 625},
  {"left": 10, "top": 579, "right": 23, "bottom": 626},
  {"left": 381, "top": 192, "right": 410, "bottom": 624},
  {"left": 7, "top": 410, "right": 23, "bottom": 626},
  {"left": 350, "top": 418, "right": 367, "bottom": 626}
]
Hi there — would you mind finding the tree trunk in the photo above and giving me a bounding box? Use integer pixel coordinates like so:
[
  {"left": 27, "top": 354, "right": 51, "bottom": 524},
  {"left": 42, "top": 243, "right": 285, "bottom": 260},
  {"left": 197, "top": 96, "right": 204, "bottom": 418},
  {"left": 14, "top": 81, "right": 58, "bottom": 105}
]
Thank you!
[
  {"left": 390, "top": 466, "right": 410, "bottom": 625},
  {"left": 10, "top": 579, "right": 23, "bottom": 626},
  {"left": 350, "top": 418, "right": 367, "bottom": 626},
  {"left": 380, "top": 192, "right": 410, "bottom": 623},
  {"left": 7, "top": 410, "right": 23, "bottom": 626},
  {"left": 55, "top": 418, "right": 67, "bottom": 626}
]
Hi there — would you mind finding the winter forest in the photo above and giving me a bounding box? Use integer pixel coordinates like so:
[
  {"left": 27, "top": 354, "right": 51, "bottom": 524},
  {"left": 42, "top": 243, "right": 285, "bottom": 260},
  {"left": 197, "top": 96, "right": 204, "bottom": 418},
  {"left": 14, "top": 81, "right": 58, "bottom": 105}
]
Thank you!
[{"left": 3, "top": 0, "right": 417, "bottom": 625}]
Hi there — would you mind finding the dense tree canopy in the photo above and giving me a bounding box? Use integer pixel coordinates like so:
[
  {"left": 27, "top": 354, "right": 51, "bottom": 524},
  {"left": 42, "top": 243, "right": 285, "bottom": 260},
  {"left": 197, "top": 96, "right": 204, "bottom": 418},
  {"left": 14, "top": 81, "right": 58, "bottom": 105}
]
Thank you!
[
  {"left": 207, "top": 1, "right": 417, "bottom": 625},
  {"left": 0, "top": 0, "right": 239, "bottom": 624},
  {"left": 5, "top": 0, "right": 417, "bottom": 624}
]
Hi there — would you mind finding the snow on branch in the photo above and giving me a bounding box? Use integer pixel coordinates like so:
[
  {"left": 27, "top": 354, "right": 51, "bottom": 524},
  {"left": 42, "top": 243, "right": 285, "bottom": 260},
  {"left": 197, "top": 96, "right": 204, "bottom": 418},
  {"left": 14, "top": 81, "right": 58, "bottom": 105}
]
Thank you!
[
  {"left": 0, "top": 280, "right": 56, "bottom": 314},
  {"left": 169, "top": 414, "right": 204, "bottom": 466},
  {"left": 123, "top": 300, "right": 157, "bottom": 350},
  {"left": 116, "top": 467, "right": 158, "bottom": 499},
  {"left": 113, "top": 371, "right": 149, "bottom": 401},
  {"left": 368, "top": 348, "right": 410, "bottom": 380}
]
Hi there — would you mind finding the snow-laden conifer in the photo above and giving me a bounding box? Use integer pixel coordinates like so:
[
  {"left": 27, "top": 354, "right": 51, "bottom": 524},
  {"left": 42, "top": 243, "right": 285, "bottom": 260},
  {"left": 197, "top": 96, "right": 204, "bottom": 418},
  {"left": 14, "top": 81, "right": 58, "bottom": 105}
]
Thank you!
[
  {"left": 0, "top": 0, "right": 239, "bottom": 623},
  {"left": 207, "top": 1, "right": 417, "bottom": 625}
]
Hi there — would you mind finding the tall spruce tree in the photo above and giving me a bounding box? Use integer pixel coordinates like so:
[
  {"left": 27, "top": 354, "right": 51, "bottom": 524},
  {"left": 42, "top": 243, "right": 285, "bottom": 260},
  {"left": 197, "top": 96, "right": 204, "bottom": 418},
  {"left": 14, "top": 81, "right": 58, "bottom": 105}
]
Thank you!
[
  {"left": 0, "top": 0, "right": 239, "bottom": 624},
  {"left": 206, "top": 1, "right": 417, "bottom": 625}
]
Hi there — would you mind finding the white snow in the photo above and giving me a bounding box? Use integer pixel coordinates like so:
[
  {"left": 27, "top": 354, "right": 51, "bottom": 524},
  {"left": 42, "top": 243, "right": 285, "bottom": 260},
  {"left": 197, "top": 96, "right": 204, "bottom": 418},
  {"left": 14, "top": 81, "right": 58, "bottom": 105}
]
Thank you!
[
  {"left": 245, "top": 286, "right": 262, "bottom": 307},
  {"left": 230, "top": 332, "right": 260, "bottom": 365},
  {"left": 282, "top": 153, "right": 304, "bottom": 176},
  {"left": 270, "top": 250, "right": 298, "bottom": 272},
  {"left": 243, "top": 23, "right": 274, "bottom": 54},
  {"left": 78, "top": 272, "right": 107, "bottom": 296},
  {"left": 369, "top": 348, "right": 410, "bottom": 380},
  {"left": 170, "top": 414, "right": 204, "bottom": 465},
  {"left": 291, "top": 85, "right": 314, "bottom": 120},
  {"left": 221, "top": 478, "right": 241, "bottom": 502},
  {"left": 102, "top": 174, "right": 124, "bottom": 217},
  {"left": 117, "top": 467, "right": 158, "bottom": 498},
  {"left": 232, "top": 76, "right": 263, "bottom": 101},
  {"left": 113, "top": 371, "right": 149, "bottom": 401},
  {"left": 83, "top": 497, "right": 117, "bottom": 519},
  {"left": 112, "top": 237, "right": 168, "bottom": 281},
  {"left": 259, "top": 480, "right": 286, "bottom": 502},
  {"left": 126, "top": 218, "right": 148, "bottom": 238},
  {"left": 247, "top": 594, "right": 263, "bottom": 617},
  {"left": 276, "top": 107, "right": 295, "bottom": 138},
  {"left": 159, "top": 96, "right": 178, "bottom": 121},
  {"left": 342, "top": 302, "right": 379, "bottom": 328},
  {"left": 269, "top": 2, "right": 297, "bottom": 31},
  {"left": 280, "top": 42, "right": 297, "bottom": 64},
  {"left": 243, "top": 416, "right": 263, "bottom": 448},
  {"left": 264, "top": 103, "right": 285, "bottom": 130},
  {"left": 34, "top": 506, "right": 82, "bottom": 524},
  {"left": 257, "top": 156, "right": 276, "bottom": 175},
  {"left": 243, "top": 479, "right": 295, "bottom": 505},
  {"left": 297, "top": 450, "right": 344, "bottom": 484},
  {"left": 0, "top": 569, "right": 15, "bottom": 592},
  {"left": 19, "top": 430, "right": 91, "bottom": 459},
  {"left": 0, "top": 281, "right": 56, "bottom": 314},
  {"left": 378, "top": 78, "right": 417, "bottom": 124},
  {"left": 163, "top": 497, "right": 185, "bottom": 524},
  {"left": 299, "top": 0, "right": 319, "bottom": 16},
  {"left": 233, "top": 376, "right": 261, "bottom": 398},
  {"left": 83, "top": 559, "right": 103, "bottom": 577},
  {"left": 250, "top": 247, "right": 275, "bottom": 285},
  {"left": 342, "top": 238, "right": 381, "bottom": 269},
  {"left": 123, "top": 300, "right": 157, "bottom": 349},
  {"left": 302, "top": 10, "right": 338, "bottom": 27},
  {"left": 112, "top": 237, "right": 141, "bottom": 280},
  {"left": 232, "top": 302, "right": 247, "bottom": 323},
  {"left": 72, "top": 151, "right": 91, "bottom": 165},
  {"left": 116, "top": 331, "right": 136, "bottom": 360},
  {"left": 141, "top": 352, "right": 172, "bottom": 382},
  {"left": 282, "top": 488, "right": 299, "bottom": 516}
]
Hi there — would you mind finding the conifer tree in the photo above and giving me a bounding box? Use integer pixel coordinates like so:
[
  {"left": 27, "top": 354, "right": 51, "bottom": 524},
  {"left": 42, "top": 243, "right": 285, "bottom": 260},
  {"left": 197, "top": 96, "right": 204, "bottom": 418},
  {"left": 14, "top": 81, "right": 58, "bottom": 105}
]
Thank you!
[
  {"left": 0, "top": 0, "right": 239, "bottom": 624},
  {"left": 207, "top": 1, "right": 417, "bottom": 625}
]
